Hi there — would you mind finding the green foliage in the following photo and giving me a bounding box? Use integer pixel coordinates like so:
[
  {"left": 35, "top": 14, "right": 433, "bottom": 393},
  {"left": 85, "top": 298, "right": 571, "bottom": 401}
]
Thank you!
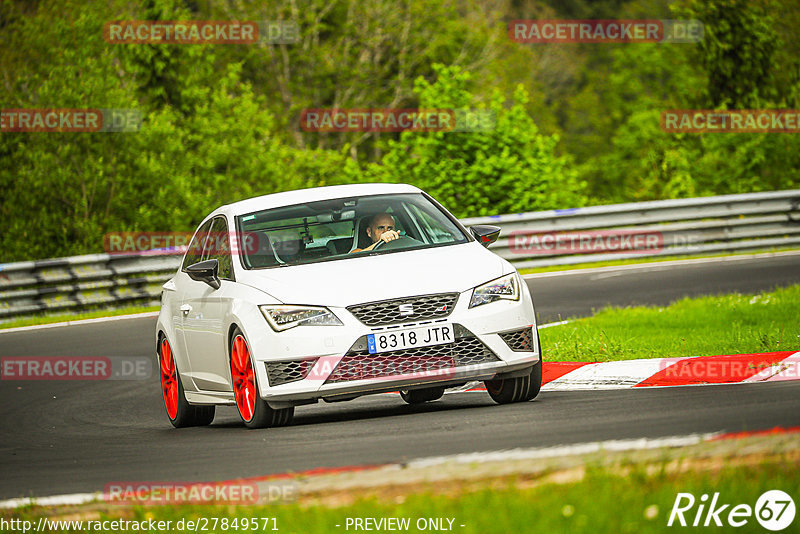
[
  {"left": 0, "top": 0, "right": 798, "bottom": 261},
  {"left": 0, "top": 0, "right": 360, "bottom": 260},
  {"left": 576, "top": 0, "right": 800, "bottom": 203},
  {"left": 13, "top": 457, "right": 799, "bottom": 534},
  {"left": 374, "top": 65, "right": 586, "bottom": 217},
  {"left": 677, "top": 0, "right": 787, "bottom": 108},
  {"left": 571, "top": 43, "right": 705, "bottom": 201}
]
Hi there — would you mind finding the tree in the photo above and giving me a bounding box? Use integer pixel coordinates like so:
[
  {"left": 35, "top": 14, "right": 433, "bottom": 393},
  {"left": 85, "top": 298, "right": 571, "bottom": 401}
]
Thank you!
[
  {"left": 678, "top": 0, "right": 785, "bottom": 108},
  {"left": 373, "top": 64, "right": 586, "bottom": 217}
]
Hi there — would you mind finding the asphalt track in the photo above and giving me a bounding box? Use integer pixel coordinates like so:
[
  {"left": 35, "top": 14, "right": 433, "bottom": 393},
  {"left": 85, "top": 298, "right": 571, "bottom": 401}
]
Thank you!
[{"left": 1, "top": 254, "right": 799, "bottom": 500}]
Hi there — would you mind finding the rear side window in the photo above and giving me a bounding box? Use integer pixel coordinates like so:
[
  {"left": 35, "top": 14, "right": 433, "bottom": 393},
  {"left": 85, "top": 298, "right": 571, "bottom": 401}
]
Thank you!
[{"left": 182, "top": 219, "right": 213, "bottom": 270}]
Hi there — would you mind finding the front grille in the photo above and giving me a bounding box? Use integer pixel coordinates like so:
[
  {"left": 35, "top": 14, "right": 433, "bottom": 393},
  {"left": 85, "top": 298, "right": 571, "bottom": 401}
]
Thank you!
[
  {"left": 326, "top": 336, "right": 498, "bottom": 383},
  {"left": 499, "top": 327, "right": 535, "bottom": 352},
  {"left": 265, "top": 359, "right": 317, "bottom": 386},
  {"left": 347, "top": 293, "right": 459, "bottom": 327}
]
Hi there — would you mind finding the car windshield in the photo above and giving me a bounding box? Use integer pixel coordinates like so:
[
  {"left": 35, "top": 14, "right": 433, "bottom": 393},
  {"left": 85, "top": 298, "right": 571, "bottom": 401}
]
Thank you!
[{"left": 236, "top": 193, "right": 469, "bottom": 269}]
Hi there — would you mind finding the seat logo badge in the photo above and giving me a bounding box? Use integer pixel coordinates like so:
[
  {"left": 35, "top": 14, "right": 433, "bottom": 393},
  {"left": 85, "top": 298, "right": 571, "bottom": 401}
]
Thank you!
[{"left": 398, "top": 304, "right": 414, "bottom": 316}]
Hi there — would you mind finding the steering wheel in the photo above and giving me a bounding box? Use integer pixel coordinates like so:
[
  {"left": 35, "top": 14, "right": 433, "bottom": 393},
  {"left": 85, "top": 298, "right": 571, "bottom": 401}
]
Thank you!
[{"left": 370, "top": 235, "right": 421, "bottom": 251}]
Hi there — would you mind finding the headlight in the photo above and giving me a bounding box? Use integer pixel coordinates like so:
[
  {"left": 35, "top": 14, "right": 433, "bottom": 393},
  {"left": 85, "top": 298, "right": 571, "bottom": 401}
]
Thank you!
[
  {"left": 259, "top": 305, "right": 343, "bottom": 331},
  {"left": 469, "top": 273, "right": 520, "bottom": 308}
]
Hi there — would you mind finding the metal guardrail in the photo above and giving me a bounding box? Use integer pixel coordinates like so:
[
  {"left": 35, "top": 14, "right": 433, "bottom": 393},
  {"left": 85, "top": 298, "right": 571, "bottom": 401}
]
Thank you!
[
  {"left": 1, "top": 190, "right": 799, "bottom": 320},
  {"left": 0, "top": 254, "right": 180, "bottom": 319},
  {"left": 462, "top": 189, "right": 800, "bottom": 268}
]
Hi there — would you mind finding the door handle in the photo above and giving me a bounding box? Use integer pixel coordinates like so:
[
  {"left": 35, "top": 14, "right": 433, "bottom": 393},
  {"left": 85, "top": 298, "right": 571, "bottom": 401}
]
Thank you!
[{"left": 180, "top": 304, "right": 192, "bottom": 316}]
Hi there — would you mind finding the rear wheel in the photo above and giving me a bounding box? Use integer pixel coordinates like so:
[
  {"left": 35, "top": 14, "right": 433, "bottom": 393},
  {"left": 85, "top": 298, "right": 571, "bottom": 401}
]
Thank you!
[
  {"left": 485, "top": 332, "right": 543, "bottom": 404},
  {"left": 230, "top": 329, "right": 294, "bottom": 429},
  {"left": 400, "top": 386, "right": 445, "bottom": 404},
  {"left": 159, "top": 336, "right": 215, "bottom": 427}
]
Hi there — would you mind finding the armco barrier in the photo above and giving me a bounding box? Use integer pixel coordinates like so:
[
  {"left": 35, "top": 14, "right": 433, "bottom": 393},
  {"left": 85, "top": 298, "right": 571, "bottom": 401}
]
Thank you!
[
  {"left": 463, "top": 189, "right": 800, "bottom": 268},
  {"left": 0, "top": 254, "right": 179, "bottom": 319},
  {"left": 1, "top": 190, "right": 799, "bottom": 320}
]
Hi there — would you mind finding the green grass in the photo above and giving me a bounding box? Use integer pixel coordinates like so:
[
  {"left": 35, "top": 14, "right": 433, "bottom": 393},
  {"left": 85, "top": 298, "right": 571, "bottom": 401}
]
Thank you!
[
  {"left": 0, "top": 305, "right": 159, "bottom": 330},
  {"left": 540, "top": 284, "right": 800, "bottom": 362},
  {"left": 8, "top": 457, "right": 798, "bottom": 533},
  {"left": 518, "top": 247, "right": 800, "bottom": 275}
]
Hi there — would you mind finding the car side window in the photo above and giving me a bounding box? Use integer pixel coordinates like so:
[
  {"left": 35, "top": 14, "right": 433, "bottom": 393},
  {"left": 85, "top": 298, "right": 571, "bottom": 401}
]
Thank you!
[
  {"left": 203, "top": 217, "right": 233, "bottom": 281},
  {"left": 182, "top": 219, "right": 213, "bottom": 271}
]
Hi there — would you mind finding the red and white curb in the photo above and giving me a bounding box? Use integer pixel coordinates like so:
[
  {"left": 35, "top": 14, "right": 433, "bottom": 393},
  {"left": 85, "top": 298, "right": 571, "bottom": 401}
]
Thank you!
[
  {"left": 546, "top": 350, "right": 800, "bottom": 390},
  {"left": 451, "top": 351, "right": 800, "bottom": 393}
]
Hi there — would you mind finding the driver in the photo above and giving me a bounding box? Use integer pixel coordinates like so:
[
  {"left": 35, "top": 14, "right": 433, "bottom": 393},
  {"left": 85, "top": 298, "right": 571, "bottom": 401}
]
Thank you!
[{"left": 351, "top": 212, "right": 400, "bottom": 253}]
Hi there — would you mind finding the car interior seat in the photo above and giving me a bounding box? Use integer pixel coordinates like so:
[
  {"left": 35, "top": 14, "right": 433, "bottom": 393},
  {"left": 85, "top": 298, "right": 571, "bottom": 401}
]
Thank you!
[
  {"left": 247, "top": 232, "right": 281, "bottom": 268},
  {"left": 351, "top": 215, "right": 374, "bottom": 251},
  {"left": 273, "top": 238, "right": 306, "bottom": 263}
]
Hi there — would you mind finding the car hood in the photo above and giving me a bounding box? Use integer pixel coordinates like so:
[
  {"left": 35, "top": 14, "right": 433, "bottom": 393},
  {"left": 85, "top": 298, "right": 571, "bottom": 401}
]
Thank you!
[{"left": 236, "top": 242, "right": 509, "bottom": 307}]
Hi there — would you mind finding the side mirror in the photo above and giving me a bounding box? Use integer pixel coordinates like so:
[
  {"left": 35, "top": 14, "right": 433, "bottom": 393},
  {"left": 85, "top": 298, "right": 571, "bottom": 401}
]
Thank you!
[
  {"left": 186, "top": 259, "right": 221, "bottom": 289},
  {"left": 470, "top": 225, "right": 501, "bottom": 247}
]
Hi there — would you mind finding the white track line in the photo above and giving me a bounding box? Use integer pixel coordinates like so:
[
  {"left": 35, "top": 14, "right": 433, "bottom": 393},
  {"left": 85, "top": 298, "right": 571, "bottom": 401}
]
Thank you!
[
  {"left": 0, "top": 492, "right": 99, "bottom": 509},
  {"left": 0, "top": 312, "right": 159, "bottom": 334},
  {"left": 401, "top": 433, "right": 719, "bottom": 468},
  {"left": 537, "top": 319, "right": 571, "bottom": 329},
  {"left": 523, "top": 250, "right": 800, "bottom": 279}
]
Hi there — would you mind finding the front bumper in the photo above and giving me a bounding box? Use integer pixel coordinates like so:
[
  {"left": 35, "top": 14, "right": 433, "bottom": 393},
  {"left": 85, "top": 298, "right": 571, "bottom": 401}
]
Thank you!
[{"left": 244, "top": 284, "right": 540, "bottom": 406}]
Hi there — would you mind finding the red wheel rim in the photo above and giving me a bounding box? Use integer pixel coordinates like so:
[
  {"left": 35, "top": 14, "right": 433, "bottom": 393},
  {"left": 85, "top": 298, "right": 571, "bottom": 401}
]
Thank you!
[
  {"left": 159, "top": 338, "right": 178, "bottom": 419},
  {"left": 231, "top": 334, "right": 256, "bottom": 422}
]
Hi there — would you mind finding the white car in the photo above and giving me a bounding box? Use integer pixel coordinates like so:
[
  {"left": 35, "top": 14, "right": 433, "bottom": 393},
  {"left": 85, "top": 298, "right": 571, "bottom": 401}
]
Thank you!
[{"left": 156, "top": 183, "right": 542, "bottom": 428}]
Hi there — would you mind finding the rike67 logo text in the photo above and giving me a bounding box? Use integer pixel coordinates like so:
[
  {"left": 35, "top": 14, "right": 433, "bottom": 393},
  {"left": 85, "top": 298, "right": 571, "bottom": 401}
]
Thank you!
[{"left": 668, "top": 490, "right": 795, "bottom": 531}]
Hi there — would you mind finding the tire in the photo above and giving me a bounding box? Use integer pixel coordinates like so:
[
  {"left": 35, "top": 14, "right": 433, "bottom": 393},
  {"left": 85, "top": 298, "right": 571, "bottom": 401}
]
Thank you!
[
  {"left": 159, "top": 336, "right": 215, "bottom": 428},
  {"left": 230, "top": 328, "right": 294, "bottom": 429},
  {"left": 400, "top": 386, "right": 445, "bottom": 404},
  {"left": 485, "top": 332, "right": 543, "bottom": 404}
]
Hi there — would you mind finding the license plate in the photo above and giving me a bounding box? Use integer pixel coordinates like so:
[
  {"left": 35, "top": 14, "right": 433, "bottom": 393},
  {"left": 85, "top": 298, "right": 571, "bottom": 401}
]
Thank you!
[{"left": 367, "top": 323, "right": 453, "bottom": 354}]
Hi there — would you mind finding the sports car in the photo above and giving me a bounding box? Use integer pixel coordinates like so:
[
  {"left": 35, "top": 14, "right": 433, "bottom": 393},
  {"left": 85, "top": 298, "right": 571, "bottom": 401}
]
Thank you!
[{"left": 156, "top": 183, "right": 542, "bottom": 428}]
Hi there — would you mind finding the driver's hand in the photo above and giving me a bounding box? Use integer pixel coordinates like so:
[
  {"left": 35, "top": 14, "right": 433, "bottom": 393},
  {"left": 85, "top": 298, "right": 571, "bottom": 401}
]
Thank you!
[{"left": 380, "top": 230, "right": 400, "bottom": 243}]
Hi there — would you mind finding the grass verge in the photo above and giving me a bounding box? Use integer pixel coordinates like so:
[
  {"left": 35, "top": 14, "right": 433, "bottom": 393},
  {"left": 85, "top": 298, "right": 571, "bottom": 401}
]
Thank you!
[
  {"left": 540, "top": 284, "right": 800, "bottom": 362},
  {"left": 0, "top": 305, "right": 159, "bottom": 331},
  {"left": 7, "top": 445, "right": 798, "bottom": 533}
]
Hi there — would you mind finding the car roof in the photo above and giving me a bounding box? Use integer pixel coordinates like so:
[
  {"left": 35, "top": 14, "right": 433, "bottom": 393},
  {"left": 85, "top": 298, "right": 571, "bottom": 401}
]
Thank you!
[{"left": 211, "top": 183, "right": 422, "bottom": 219}]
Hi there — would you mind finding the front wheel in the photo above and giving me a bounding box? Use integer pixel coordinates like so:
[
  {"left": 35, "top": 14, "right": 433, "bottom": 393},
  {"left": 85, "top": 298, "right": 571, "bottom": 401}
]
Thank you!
[
  {"left": 485, "top": 331, "right": 543, "bottom": 404},
  {"left": 230, "top": 329, "right": 294, "bottom": 429},
  {"left": 485, "top": 362, "right": 542, "bottom": 404},
  {"left": 400, "top": 386, "right": 445, "bottom": 404},
  {"left": 159, "top": 336, "right": 215, "bottom": 428}
]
